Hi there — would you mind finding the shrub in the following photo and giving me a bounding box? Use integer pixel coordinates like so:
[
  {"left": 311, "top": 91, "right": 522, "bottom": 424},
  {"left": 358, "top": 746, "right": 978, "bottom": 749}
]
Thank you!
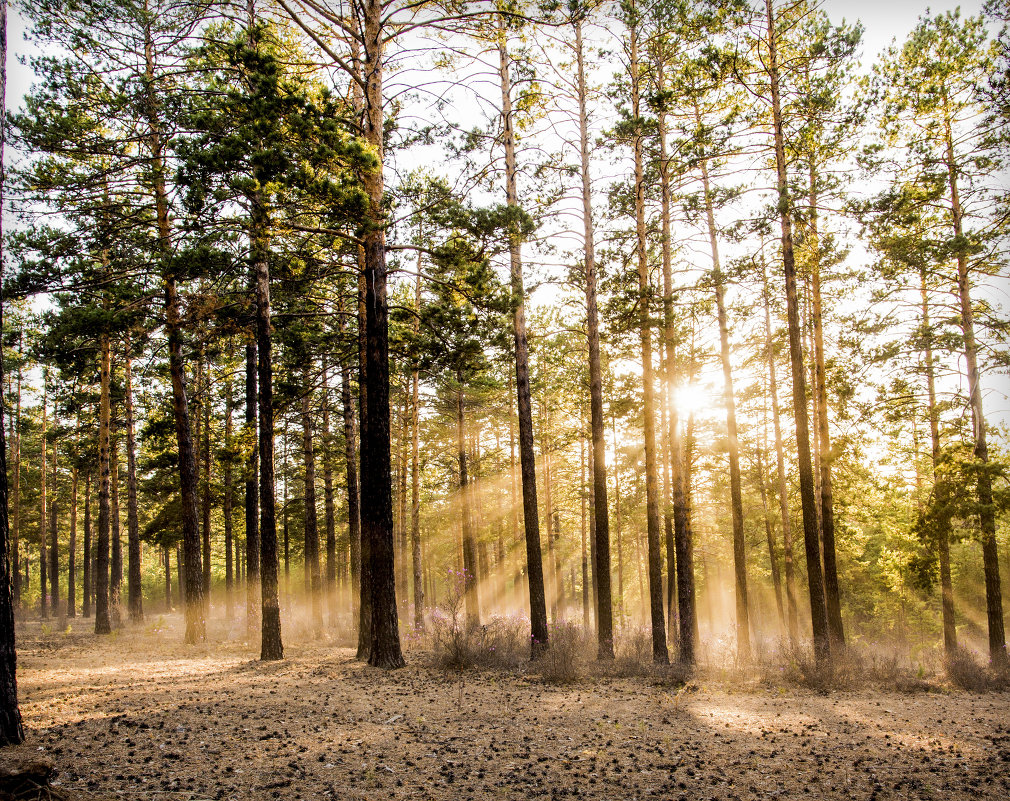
[
  {"left": 429, "top": 571, "right": 529, "bottom": 671},
  {"left": 536, "top": 621, "right": 588, "bottom": 684},
  {"left": 944, "top": 648, "right": 1009, "bottom": 692}
]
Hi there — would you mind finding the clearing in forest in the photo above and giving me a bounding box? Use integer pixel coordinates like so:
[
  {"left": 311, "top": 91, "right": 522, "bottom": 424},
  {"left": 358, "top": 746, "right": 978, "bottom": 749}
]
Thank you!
[{"left": 7, "top": 616, "right": 1010, "bottom": 801}]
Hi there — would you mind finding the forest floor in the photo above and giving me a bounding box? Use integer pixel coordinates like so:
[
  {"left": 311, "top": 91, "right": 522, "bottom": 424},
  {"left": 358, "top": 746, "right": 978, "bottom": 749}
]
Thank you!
[{"left": 6, "top": 612, "right": 1010, "bottom": 801}]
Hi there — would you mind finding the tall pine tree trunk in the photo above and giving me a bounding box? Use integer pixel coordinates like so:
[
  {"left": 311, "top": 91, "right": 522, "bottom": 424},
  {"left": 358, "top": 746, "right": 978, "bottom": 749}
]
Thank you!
[
  {"left": 360, "top": 0, "right": 403, "bottom": 668},
  {"left": 201, "top": 353, "right": 212, "bottom": 604},
  {"left": 10, "top": 360, "right": 19, "bottom": 613},
  {"left": 224, "top": 378, "right": 234, "bottom": 621},
  {"left": 245, "top": 342, "right": 260, "bottom": 637},
  {"left": 919, "top": 266, "right": 956, "bottom": 654},
  {"left": 252, "top": 189, "right": 283, "bottom": 661},
  {"left": 111, "top": 430, "right": 123, "bottom": 627},
  {"left": 0, "top": 0, "right": 24, "bottom": 733},
  {"left": 143, "top": 13, "right": 204, "bottom": 642},
  {"left": 944, "top": 112, "right": 1006, "bottom": 668},
  {"left": 697, "top": 131, "right": 749, "bottom": 661},
  {"left": 125, "top": 344, "right": 142, "bottom": 622},
  {"left": 49, "top": 442, "right": 59, "bottom": 617},
  {"left": 95, "top": 334, "right": 112, "bottom": 635},
  {"left": 410, "top": 262, "right": 424, "bottom": 630},
  {"left": 82, "top": 470, "right": 91, "bottom": 618},
  {"left": 302, "top": 375, "right": 323, "bottom": 634},
  {"left": 321, "top": 364, "right": 338, "bottom": 625},
  {"left": 765, "top": 0, "right": 829, "bottom": 664},
  {"left": 763, "top": 264, "right": 798, "bottom": 644},
  {"left": 457, "top": 381, "right": 479, "bottom": 625},
  {"left": 40, "top": 385, "right": 47, "bottom": 619},
  {"left": 628, "top": 8, "right": 667, "bottom": 663},
  {"left": 497, "top": 17, "right": 548, "bottom": 656},
  {"left": 807, "top": 171, "right": 843, "bottom": 647},
  {"left": 67, "top": 466, "right": 77, "bottom": 618}
]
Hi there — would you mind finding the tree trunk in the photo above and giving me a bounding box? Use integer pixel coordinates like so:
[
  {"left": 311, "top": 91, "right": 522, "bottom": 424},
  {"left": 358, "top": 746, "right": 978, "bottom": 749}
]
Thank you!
[
  {"left": 302, "top": 374, "right": 323, "bottom": 634},
  {"left": 95, "top": 333, "right": 112, "bottom": 635},
  {"left": 764, "top": 0, "right": 829, "bottom": 664},
  {"left": 49, "top": 442, "right": 59, "bottom": 617},
  {"left": 11, "top": 361, "right": 19, "bottom": 612},
  {"left": 457, "top": 381, "right": 479, "bottom": 625},
  {"left": 757, "top": 447, "right": 785, "bottom": 628},
  {"left": 125, "top": 345, "right": 142, "bottom": 622},
  {"left": 807, "top": 169, "right": 844, "bottom": 647},
  {"left": 245, "top": 341, "right": 260, "bottom": 637},
  {"left": 355, "top": 247, "right": 372, "bottom": 660},
  {"left": 164, "top": 545, "right": 171, "bottom": 611},
  {"left": 542, "top": 408, "right": 557, "bottom": 624},
  {"left": 497, "top": 17, "right": 548, "bottom": 657},
  {"left": 360, "top": 0, "right": 403, "bottom": 669},
  {"left": 224, "top": 377, "right": 234, "bottom": 621},
  {"left": 411, "top": 262, "right": 424, "bottom": 630},
  {"left": 82, "top": 470, "right": 91, "bottom": 618},
  {"left": 111, "top": 431, "right": 123, "bottom": 627},
  {"left": 40, "top": 385, "right": 47, "bottom": 619},
  {"left": 0, "top": 0, "right": 24, "bottom": 731},
  {"left": 321, "top": 363, "right": 338, "bottom": 625},
  {"left": 340, "top": 326, "right": 362, "bottom": 641},
  {"left": 143, "top": 14, "right": 204, "bottom": 641},
  {"left": 176, "top": 544, "right": 184, "bottom": 609},
  {"left": 919, "top": 266, "right": 956, "bottom": 654},
  {"left": 396, "top": 390, "right": 409, "bottom": 616},
  {"left": 628, "top": 10, "right": 668, "bottom": 663},
  {"left": 252, "top": 190, "right": 283, "bottom": 661},
  {"left": 67, "top": 466, "right": 77, "bottom": 618},
  {"left": 763, "top": 264, "right": 798, "bottom": 645},
  {"left": 944, "top": 112, "right": 1006, "bottom": 668},
  {"left": 697, "top": 129, "right": 750, "bottom": 660},
  {"left": 580, "top": 433, "right": 590, "bottom": 630},
  {"left": 201, "top": 353, "right": 212, "bottom": 604}
]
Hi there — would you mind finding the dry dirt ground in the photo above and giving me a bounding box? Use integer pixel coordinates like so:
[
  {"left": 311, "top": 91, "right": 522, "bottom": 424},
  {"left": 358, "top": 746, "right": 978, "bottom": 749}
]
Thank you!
[{"left": 6, "top": 614, "right": 1010, "bottom": 801}]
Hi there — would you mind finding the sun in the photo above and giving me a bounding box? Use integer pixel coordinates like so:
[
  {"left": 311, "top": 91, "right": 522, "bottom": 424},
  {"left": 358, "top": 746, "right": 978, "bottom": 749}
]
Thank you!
[{"left": 671, "top": 382, "right": 711, "bottom": 418}]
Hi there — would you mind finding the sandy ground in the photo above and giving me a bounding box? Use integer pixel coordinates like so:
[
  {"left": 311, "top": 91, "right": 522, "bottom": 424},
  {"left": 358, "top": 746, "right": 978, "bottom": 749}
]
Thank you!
[{"left": 5, "top": 613, "right": 1010, "bottom": 801}]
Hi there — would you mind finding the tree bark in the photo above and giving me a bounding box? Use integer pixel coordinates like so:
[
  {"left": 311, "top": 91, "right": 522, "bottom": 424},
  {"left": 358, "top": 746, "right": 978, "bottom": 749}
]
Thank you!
[
  {"left": 807, "top": 169, "right": 844, "bottom": 647},
  {"left": 125, "top": 345, "right": 142, "bottom": 622},
  {"left": 245, "top": 342, "right": 260, "bottom": 637},
  {"left": 67, "top": 466, "right": 77, "bottom": 618},
  {"left": 764, "top": 0, "right": 830, "bottom": 664},
  {"left": 410, "top": 262, "right": 424, "bottom": 630},
  {"left": 919, "top": 266, "right": 956, "bottom": 654},
  {"left": 10, "top": 358, "right": 19, "bottom": 613},
  {"left": 360, "top": 0, "right": 403, "bottom": 668},
  {"left": 757, "top": 447, "right": 785, "bottom": 628},
  {"left": 164, "top": 545, "right": 171, "bottom": 611},
  {"left": 40, "top": 385, "right": 47, "bottom": 619},
  {"left": 143, "top": 11, "right": 204, "bottom": 642},
  {"left": 763, "top": 264, "right": 798, "bottom": 645},
  {"left": 497, "top": 17, "right": 548, "bottom": 656},
  {"left": 224, "top": 377, "right": 234, "bottom": 621},
  {"left": 95, "top": 334, "right": 112, "bottom": 635},
  {"left": 0, "top": 0, "right": 24, "bottom": 731},
  {"left": 320, "top": 363, "right": 338, "bottom": 625},
  {"left": 697, "top": 126, "right": 749, "bottom": 661},
  {"left": 82, "top": 470, "right": 91, "bottom": 618},
  {"left": 628, "top": 8, "right": 668, "bottom": 663},
  {"left": 200, "top": 353, "right": 212, "bottom": 603},
  {"left": 49, "top": 441, "right": 59, "bottom": 617},
  {"left": 302, "top": 374, "right": 323, "bottom": 634},
  {"left": 111, "top": 428, "right": 123, "bottom": 627},
  {"left": 457, "top": 381, "right": 479, "bottom": 625},
  {"left": 252, "top": 188, "right": 283, "bottom": 661},
  {"left": 944, "top": 109, "right": 1006, "bottom": 668}
]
